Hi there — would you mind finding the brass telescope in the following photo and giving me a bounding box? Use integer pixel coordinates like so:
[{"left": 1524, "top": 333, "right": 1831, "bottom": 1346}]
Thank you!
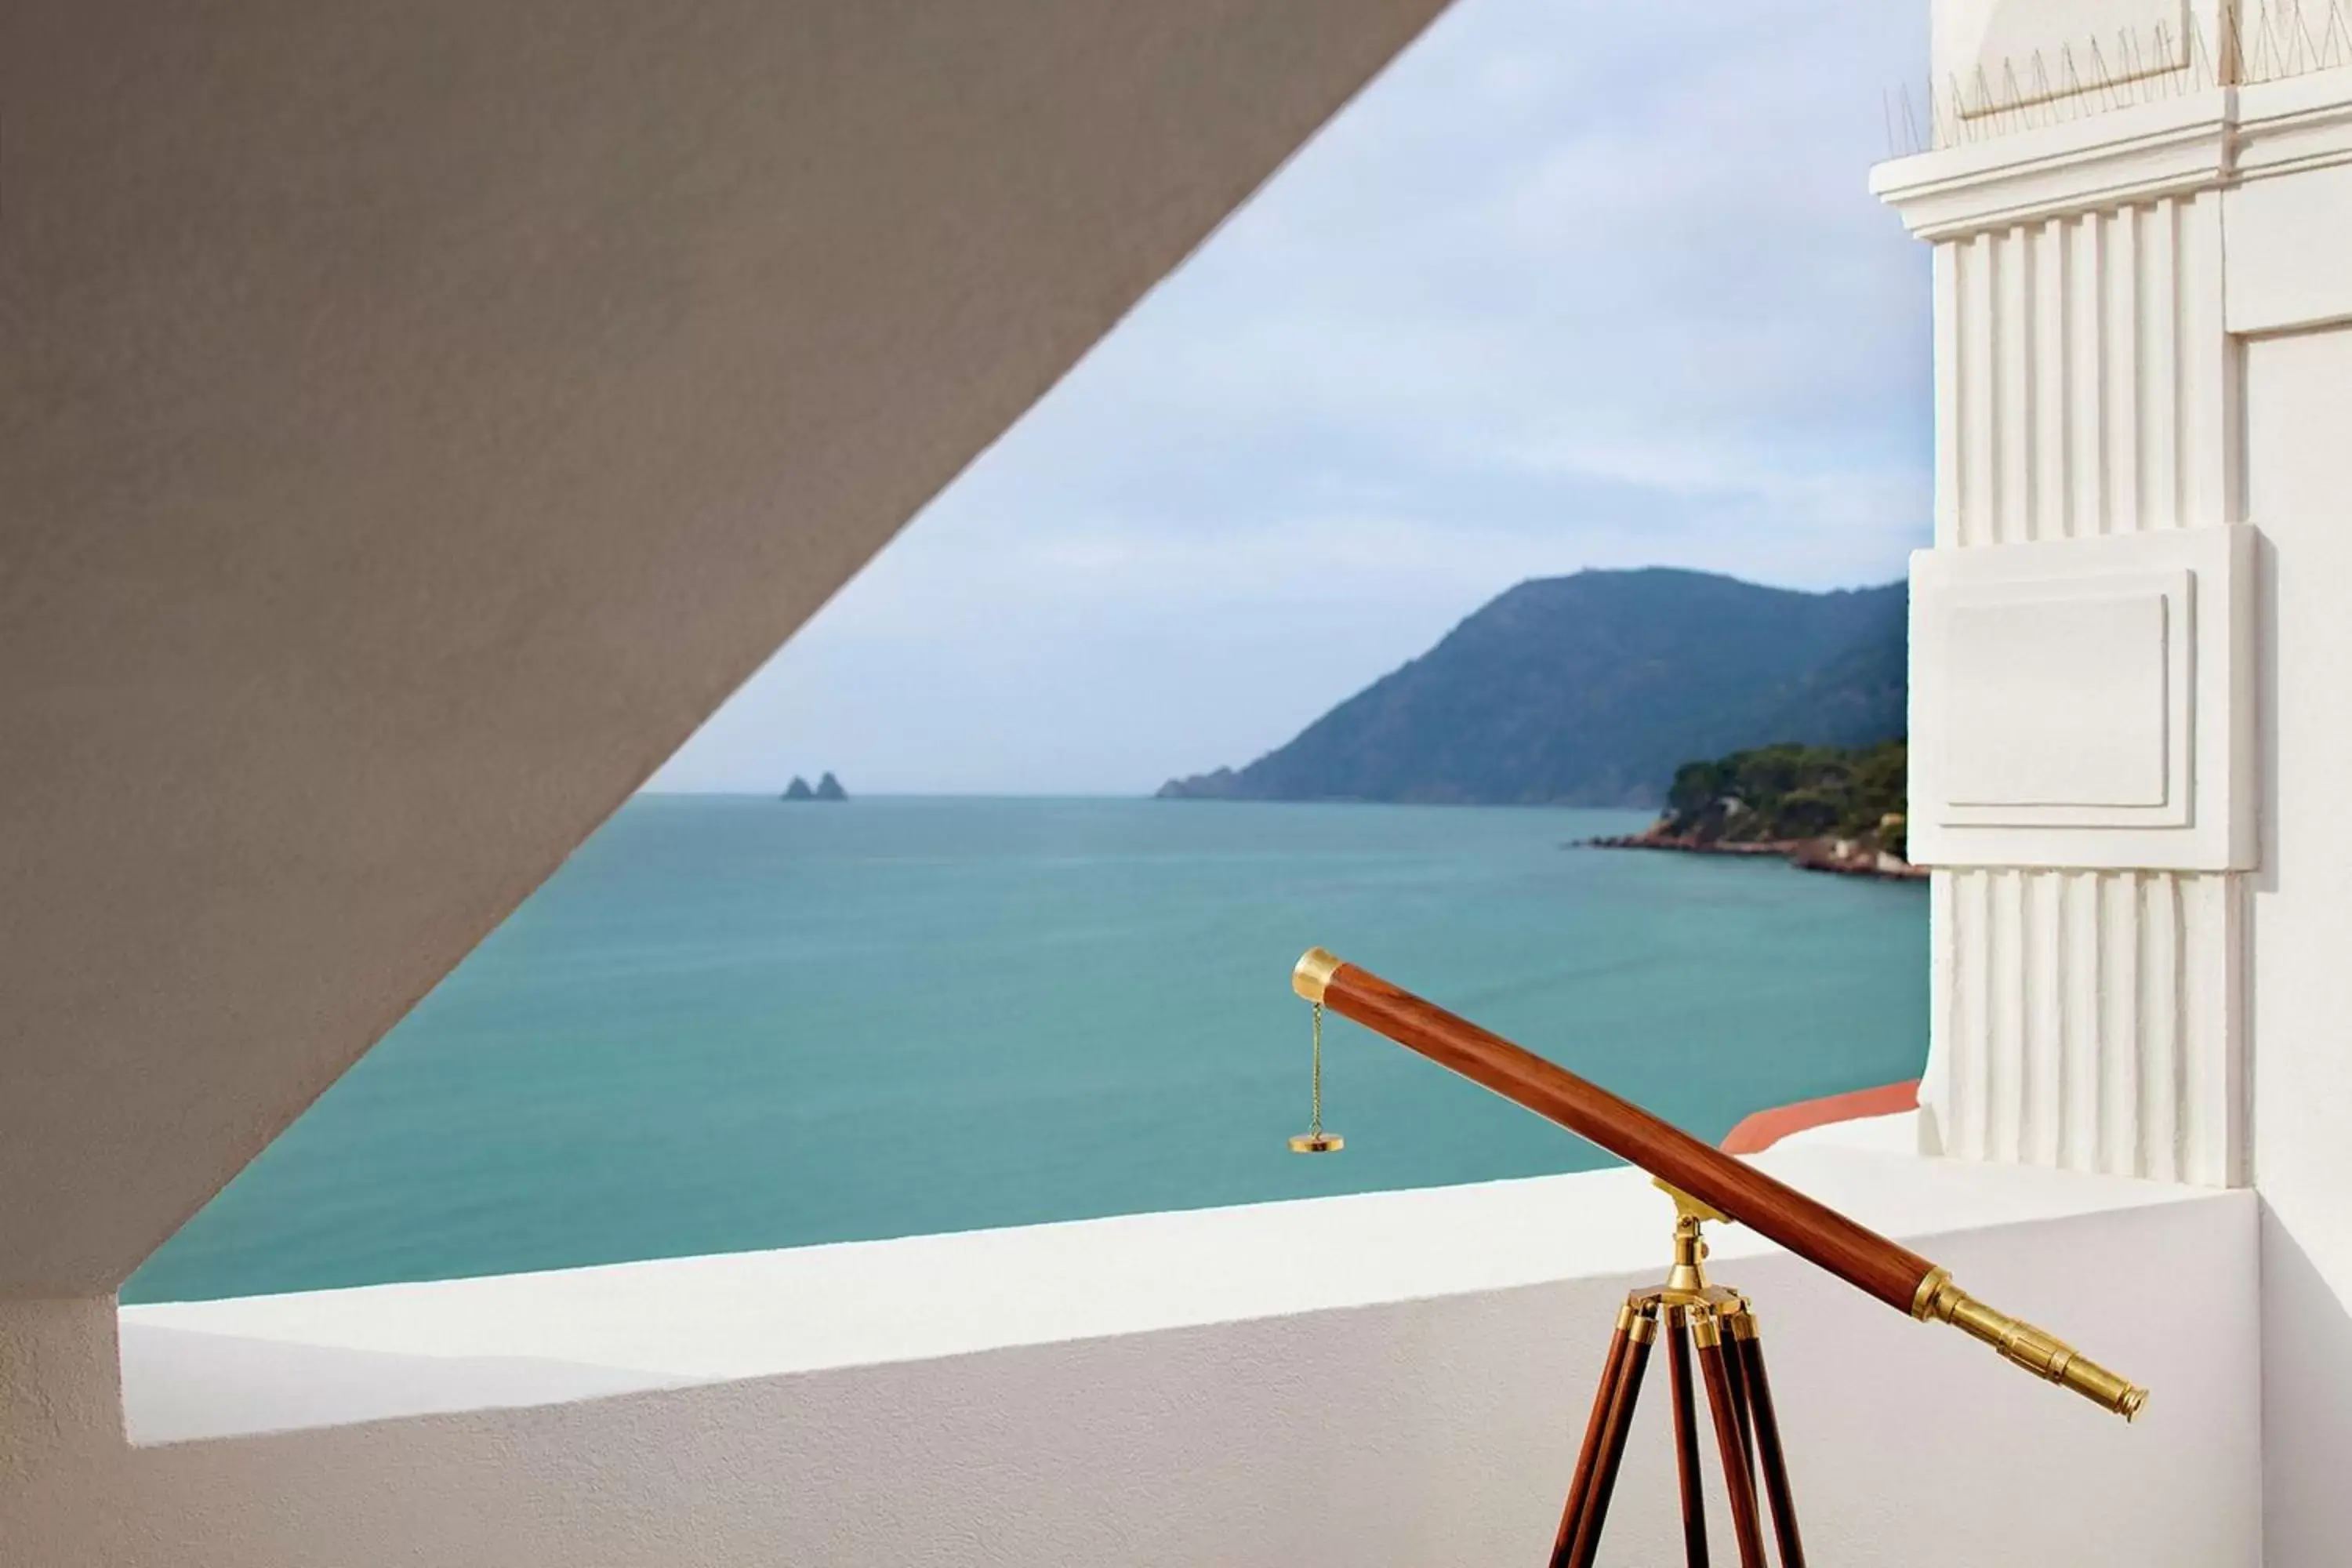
[{"left": 1291, "top": 947, "right": 2147, "bottom": 1421}]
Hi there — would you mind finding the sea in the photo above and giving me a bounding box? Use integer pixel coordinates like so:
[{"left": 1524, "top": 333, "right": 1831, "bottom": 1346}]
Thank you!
[{"left": 124, "top": 796, "right": 1930, "bottom": 1305}]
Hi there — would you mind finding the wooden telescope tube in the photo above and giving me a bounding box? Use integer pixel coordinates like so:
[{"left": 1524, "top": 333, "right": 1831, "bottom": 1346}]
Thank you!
[{"left": 1294, "top": 948, "right": 2147, "bottom": 1421}]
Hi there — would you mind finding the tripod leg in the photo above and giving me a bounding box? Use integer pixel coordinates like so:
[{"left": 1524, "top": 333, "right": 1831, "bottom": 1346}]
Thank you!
[
  {"left": 1720, "top": 1314, "right": 1758, "bottom": 1483},
  {"left": 1552, "top": 1305, "right": 1637, "bottom": 1562},
  {"left": 1666, "top": 1308, "right": 1709, "bottom": 1568},
  {"left": 1693, "top": 1314, "right": 1769, "bottom": 1568},
  {"left": 1732, "top": 1317, "right": 1806, "bottom": 1568},
  {"left": 1560, "top": 1304, "right": 1657, "bottom": 1568}
]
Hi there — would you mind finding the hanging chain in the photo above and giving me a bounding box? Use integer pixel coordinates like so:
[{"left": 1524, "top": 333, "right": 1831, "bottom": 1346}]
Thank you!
[
  {"left": 1289, "top": 995, "right": 1338, "bottom": 1152},
  {"left": 1309, "top": 1000, "right": 1325, "bottom": 1138}
]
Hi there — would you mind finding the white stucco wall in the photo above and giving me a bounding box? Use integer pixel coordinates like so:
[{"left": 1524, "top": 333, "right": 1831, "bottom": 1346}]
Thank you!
[
  {"left": 2245, "top": 323, "right": 2352, "bottom": 1308},
  {"left": 2243, "top": 321, "right": 2352, "bottom": 1568},
  {"left": 114, "top": 1141, "right": 2162, "bottom": 1438},
  {"left": 3, "top": 1155, "right": 2262, "bottom": 1566}
]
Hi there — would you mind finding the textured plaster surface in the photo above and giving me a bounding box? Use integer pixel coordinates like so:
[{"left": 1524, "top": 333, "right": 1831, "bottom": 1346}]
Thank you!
[
  {"left": 0, "top": 0, "right": 1451, "bottom": 1295},
  {"left": 0, "top": 1298, "right": 114, "bottom": 1489},
  {"left": 0, "top": 1298, "right": 126, "bottom": 1565}
]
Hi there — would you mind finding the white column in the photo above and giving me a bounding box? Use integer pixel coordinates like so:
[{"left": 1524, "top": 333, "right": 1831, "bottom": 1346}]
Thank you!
[{"left": 1876, "top": 82, "right": 2253, "bottom": 1188}]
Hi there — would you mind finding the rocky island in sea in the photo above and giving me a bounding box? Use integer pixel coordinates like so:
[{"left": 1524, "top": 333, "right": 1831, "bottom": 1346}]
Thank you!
[
  {"left": 782, "top": 772, "right": 849, "bottom": 802},
  {"left": 1584, "top": 739, "right": 1921, "bottom": 881}
]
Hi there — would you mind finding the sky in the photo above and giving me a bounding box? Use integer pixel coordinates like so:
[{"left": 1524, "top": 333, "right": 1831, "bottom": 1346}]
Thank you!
[{"left": 649, "top": 0, "right": 1932, "bottom": 797}]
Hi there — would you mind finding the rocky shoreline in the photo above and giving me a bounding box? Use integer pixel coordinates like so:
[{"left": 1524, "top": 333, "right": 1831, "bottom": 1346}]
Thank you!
[{"left": 1578, "top": 827, "right": 1928, "bottom": 883}]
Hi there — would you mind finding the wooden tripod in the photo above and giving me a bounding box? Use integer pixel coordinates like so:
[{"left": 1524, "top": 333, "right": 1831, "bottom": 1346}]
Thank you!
[{"left": 1549, "top": 1189, "right": 1805, "bottom": 1568}]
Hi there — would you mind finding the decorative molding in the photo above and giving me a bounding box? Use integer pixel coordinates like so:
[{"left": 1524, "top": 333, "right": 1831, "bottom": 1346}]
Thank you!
[
  {"left": 1873, "top": 93, "right": 2234, "bottom": 240},
  {"left": 1928, "top": 868, "right": 2243, "bottom": 1185},
  {"left": 2224, "top": 76, "right": 2352, "bottom": 335},
  {"left": 2224, "top": 164, "right": 2352, "bottom": 332},
  {"left": 1940, "top": 579, "right": 2181, "bottom": 815},
  {"left": 1875, "top": 64, "right": 2352, "bottom": 245},
  {"left": 2234, "top": 67, "right": 2352, "bottom": 176},
  {"left": 1909, "top": 525, "right": 2256, "bottom": 869},
  {"left": 1932, "top": 192, "right": 2238, "bottom": 546}
]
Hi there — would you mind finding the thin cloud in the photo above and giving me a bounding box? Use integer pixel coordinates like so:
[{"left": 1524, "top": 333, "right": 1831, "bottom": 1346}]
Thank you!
[{"left": 652, "top": 0, "right": 1930, "bottom": 796}]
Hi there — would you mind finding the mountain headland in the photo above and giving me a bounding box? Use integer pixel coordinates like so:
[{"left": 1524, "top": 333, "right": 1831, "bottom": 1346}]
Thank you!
[{"left": 1158, "top": 568, "right": 1905, "bottom": 808}]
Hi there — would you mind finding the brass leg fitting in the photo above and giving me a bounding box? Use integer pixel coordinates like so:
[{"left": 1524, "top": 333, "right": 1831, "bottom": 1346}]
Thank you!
[{"left": 1619, "top": 1298, "right": 1660, "bottom": 1345}]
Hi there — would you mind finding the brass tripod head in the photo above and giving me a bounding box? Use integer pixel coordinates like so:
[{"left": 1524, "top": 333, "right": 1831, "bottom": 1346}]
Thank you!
[
  {"left": 1638, "top": 1179, "right": 1751, "bottom": 1343},
  {"left": 1658, "top": 1179, "right": 1728, "bottom": 1298}
]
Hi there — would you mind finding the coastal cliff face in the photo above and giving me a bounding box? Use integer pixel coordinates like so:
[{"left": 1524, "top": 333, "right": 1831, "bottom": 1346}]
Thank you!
[
  {"left": 1590, "top": 739, "right": 1918, "bottom": 880},
  {"left": 1159, "top": 568, "right": 1904, "bottom": 808},
  {"left": 1663, "top": 740, "right": 1906, "bottom": 849}
]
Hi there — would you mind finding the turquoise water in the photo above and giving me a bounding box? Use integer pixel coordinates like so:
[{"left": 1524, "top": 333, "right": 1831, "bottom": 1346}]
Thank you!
[{"left": 125, "top": 797, "right": 1929, "bottom": 1304}]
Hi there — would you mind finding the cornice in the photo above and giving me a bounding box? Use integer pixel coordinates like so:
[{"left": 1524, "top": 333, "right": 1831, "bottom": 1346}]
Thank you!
[
  {"left": 2235, "top": 68, "right": 2352, "bottom": 180},
  {"left": 1871, "top": 91, "right": 2234, "bottom": 241},
  {"left": 1873, "top": 65, "right": 2352, "bottom": 240}
]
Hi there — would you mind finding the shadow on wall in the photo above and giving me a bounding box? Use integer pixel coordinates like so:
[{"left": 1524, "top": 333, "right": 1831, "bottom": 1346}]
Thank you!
[{"left": 2260, "top": 1204, "right": 2352, "bottom": 1567}]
